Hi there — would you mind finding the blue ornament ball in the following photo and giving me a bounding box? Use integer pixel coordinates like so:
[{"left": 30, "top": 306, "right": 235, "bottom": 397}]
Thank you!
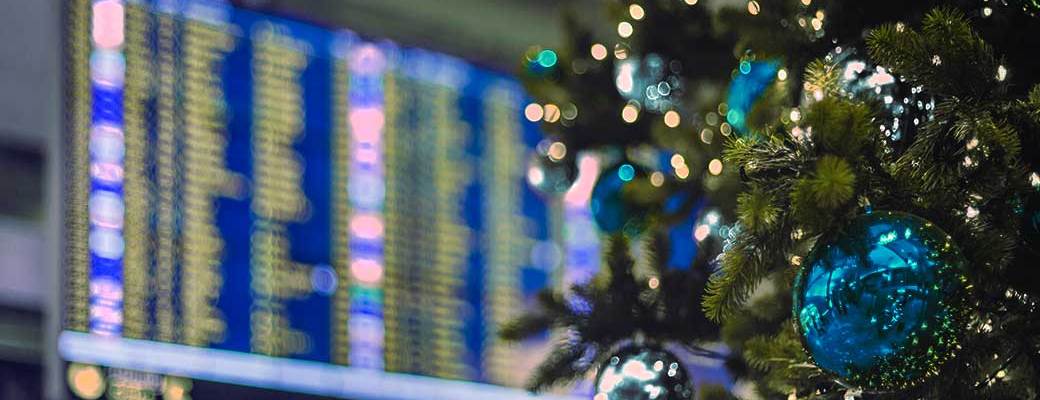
[
  {"left": 591, "top": 162, "right": 650, "bottom": 235},
  {"left": 793, "top": 211, "right": 972, "bottom": 391},
  {"left": 821, "top": 46, "right": 935, "bottom": 145},
  {"left": 526, "top": 140, "right": 577, "bottom": 196},
  {"left": 594, "top": 344, "right": 694, "bottom": 400},
  {"left": 726, "top": 60, "right": 780, "bottom": 136}
]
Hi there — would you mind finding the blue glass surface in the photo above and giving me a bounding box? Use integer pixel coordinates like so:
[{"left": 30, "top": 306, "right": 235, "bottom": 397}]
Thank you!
[
  {"left": 793, "top": 211, "right": 970, "bottom": 390},
  {"left": 590, "top": 163, "right": 649, "bottom": 235},
  {"left": 725, "top": 60, "right": 779, "bottom": 136}
]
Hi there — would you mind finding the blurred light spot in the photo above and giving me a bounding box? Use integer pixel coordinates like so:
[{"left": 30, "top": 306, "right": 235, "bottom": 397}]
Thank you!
[
  {"left": 618, "top": 164, "right": 636, "bottom": 181},
  {"left": 616, "top": 62, "right": 635, "bottom": 93},
  {"left": 543, "top": 103, "right": 561, "bottom": 123},
  {"left": 694, "top": 224, "right": 711, "bottom": 241},
  {"left": 670, "top": 154, "right": 685, "bottom": 169},
  {"left": 92, "top": 0, "right": 125, "bottom": 49},
  {"left": 684, "top": 0, "right": 698, "bottom": 4},
  {"left": 350, "top": 214, "right": 384, "bottom": 239},
  {"left": 524, "top": 103, "right": 544, "bottom": 122},
  {"left": 1030, "top": 172, "right": 1040, "bottom": 189},
  {"left": 708, "top": 159, "right": 723, "bottom": 175},
  {"left": 996, "top": 65, "right": 1007, "bottom": 82},
  {"left": 536, "top": 49, "right": 558, "bottom": 68},
  {"left": 811, "top": 17, "right": 823, "bottom": 31},
  {"left": 790, "top": 108, "right": 801, "bottom": 122},
  {"left": 350, "top": 108, "right": 385, "bottom": 144},
  {"left": 90, "top": 229, "right": 124, "bottom": 260},
  {"left": 705, "top": 210, "right": 720, "bottom": 225},
  {"left": 68, "top": 364, "right": 105, "bottom": 400},
  {"left": 663, "top": 110, "right": 681, "bottom": 128},
  {"left": 621, "top": 103, "right": 639, "bottom": 123},
  {"left": 966, "top": 206, "right": 979, "bottom": 219},
  {"left": 351, "top": 259, "right": 384, "bottom": 284},
  {"left": 739, "top": 60, "right": 752, "bottom": 74},
  {"left": 614, "top": 44, "right": 629, "bottom": 60},
  {"left": 650, "top": 171, "right": 664, "bottom": 187},
  {"left": 563, "top": 103, "right": 578, "bottom": 120},
  {"left": 618, "top": 22, "right": 634, "bottom": 38},
  {"left": 701, "top": 128, "right": 714, "bottom": 144},
  {"left": 648, "top": 277, "right": 660, "bottom": 289},
  {"left": 527, "top": 166, "right": 545, "bottom": 186},
  {"left": 629, "top": 4, "right": 645, "bottom": 20},
  {"left": 548, "top": 141, "right": 567, "bottom": 161},
  {"left": 983, "top": 7, "right": 993, "bottom": 17},
  {"left": 747, "top": 1, "right": 761, "bottom": 15},
  {"left": 675, "top": 164, "right": 690, "bottom": 180},
  {"left": 311, "top": 264, "right": 338, "bottom": 295},
  {"left": 777, "top": 68, "right": 788, "bottom": 81},
  {"left": 590, "top": 43, "right": 608, "bottom": 60}
]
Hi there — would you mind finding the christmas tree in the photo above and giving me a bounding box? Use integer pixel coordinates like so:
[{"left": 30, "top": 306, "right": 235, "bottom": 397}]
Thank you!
[{"left": 505, "top": 0, "right": 1040, "bottom": 399}]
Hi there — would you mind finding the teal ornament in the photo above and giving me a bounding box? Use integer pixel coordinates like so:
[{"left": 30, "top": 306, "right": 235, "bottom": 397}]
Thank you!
[
  {"left": 591, "top": 162, "right": 650, "bottom": 235},
  {"left": 793, "top": 211, "right": 971, "bottom": 391},
  {"left": 823, "top": 47, "right": 934, "bottom": 145},
  {"left": 615, "top": 54, "right": 685, "bottom": 113},
  {"left": 726, "top": 60, "right": 779, "bottom": 136},
  {"left": 594, "top": 344, "right": 694, "bottom": 400}
]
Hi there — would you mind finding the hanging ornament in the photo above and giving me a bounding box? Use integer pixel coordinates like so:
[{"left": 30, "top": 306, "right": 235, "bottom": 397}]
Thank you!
[
  {"left": 594, "top": 344, "right": 694, "bottom": 400},
  {"left": 615, "top": 53, "right": 685, "bottom": 113},
  {"left": 591, "top": 162, "right": 651, "bottom": 235},
  {"left": 793, "top": 211, "right": 972, "bottom": 391},
  {"left": 526, "top": 139, "right": 578, "bottom": 195},
  {"left": 818, "top": 46, "right": 935, "bottom": 146},
  {"left": 726, "top": 60, "right": 780, "bottom": 136}
]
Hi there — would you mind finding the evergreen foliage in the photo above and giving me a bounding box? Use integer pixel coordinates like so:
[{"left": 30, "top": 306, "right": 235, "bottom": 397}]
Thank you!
[{"left": 505, "top": 1, "right": 1040, "bottom": 398}]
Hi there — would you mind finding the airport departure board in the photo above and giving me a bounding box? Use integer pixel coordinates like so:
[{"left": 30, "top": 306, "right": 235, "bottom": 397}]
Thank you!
[{"left": 62, "top": 1, "right": 608, "bottom": 398}]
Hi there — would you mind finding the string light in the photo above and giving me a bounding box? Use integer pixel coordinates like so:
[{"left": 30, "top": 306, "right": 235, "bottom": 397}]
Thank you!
[
  {"left": 996, "top": 65, "right": 1007, "bottom": 82},
  {"left": 590, "top": 43, "right": 608, "bottom": 60}
]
